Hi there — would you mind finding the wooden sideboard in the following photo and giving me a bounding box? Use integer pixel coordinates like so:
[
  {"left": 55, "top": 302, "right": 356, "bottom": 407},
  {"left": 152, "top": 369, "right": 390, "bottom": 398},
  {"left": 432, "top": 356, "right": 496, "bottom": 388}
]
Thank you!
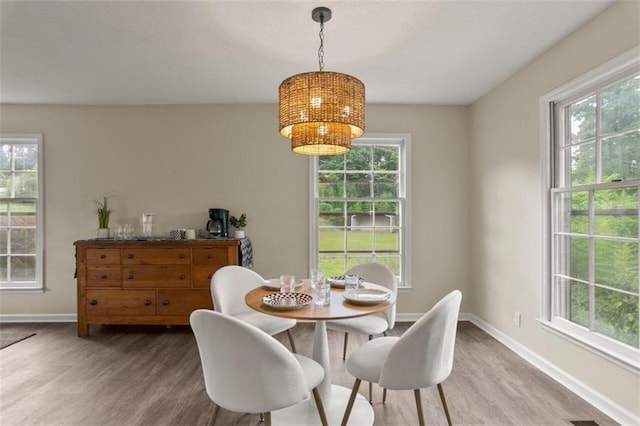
[{"left": 74, "top": 239, "right": 240, "bottom": 337}]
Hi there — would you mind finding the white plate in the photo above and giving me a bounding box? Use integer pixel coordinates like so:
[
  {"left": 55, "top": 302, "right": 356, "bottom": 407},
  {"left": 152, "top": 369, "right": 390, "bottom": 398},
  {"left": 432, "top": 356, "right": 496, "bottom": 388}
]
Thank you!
[
  {"left": 263, "top": 278, "right": 304, "bottom": 290},
  {"left": 342, "top": 289, "right": 391, "bottom": 305},
  {"left": 262, "top": 292, "right": 313, "bottom": 311}
]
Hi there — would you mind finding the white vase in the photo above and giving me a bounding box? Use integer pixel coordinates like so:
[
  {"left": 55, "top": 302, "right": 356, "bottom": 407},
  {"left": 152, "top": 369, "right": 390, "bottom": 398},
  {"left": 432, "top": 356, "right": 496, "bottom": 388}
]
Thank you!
[
  {"left": 234, "top": 230, "right": 245, "bottom": 239},
  {"left": 97, "top": 228, "right": 110, "bottom": 239}
]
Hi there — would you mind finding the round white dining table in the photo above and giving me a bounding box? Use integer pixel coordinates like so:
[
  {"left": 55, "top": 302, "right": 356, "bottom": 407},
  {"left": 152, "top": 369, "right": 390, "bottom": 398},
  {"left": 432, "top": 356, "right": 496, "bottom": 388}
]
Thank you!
[{"left": 245, "top": 279, "right": 396, "bottom": 426}]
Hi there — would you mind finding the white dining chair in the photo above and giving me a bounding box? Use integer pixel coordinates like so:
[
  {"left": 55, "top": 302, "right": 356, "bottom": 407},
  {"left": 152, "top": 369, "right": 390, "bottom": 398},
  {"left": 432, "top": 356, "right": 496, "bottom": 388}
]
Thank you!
[
  {"left": 190, "top": 309, "right": 328, "bottom": 426},
  {"left": 326, "top": 262, "right": 397, "bottom": 402},
  {"left": 211, "top": 265, "right": 298, "bottom": 352},
  {"left": 326, "top": 263, "right": 397, "bottom": 359},
  {"left": 341, "top": 290, "right": 462, "bottom": 426}
]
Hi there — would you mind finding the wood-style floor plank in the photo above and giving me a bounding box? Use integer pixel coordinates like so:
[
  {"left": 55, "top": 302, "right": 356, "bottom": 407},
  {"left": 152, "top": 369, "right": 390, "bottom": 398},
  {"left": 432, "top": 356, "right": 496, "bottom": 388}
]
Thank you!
[{"left": 0, "top": 322, "right": 616, "bottom": 425}]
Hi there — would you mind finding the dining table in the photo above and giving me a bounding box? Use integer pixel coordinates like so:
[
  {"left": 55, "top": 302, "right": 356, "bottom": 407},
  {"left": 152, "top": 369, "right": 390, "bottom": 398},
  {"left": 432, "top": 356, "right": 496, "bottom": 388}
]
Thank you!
[{"left": 245, "top": 279, "right": 397, "bottom": 426}]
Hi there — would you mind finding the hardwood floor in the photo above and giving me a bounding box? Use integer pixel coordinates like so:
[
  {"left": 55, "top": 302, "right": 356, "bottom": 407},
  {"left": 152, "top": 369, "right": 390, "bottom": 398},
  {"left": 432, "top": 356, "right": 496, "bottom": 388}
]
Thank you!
[{"left": 0, "top": 321, "right": 615, "bottom": 426}]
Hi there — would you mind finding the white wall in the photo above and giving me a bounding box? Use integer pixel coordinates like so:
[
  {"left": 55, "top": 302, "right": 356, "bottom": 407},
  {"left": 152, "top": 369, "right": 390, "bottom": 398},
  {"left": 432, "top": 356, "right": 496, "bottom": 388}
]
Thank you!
[
  {"left": 469, "top": 0, "right": 640, "bottom": 417},
  {"left": 0, "top": 104, "right": 470, "bottom": 317}
]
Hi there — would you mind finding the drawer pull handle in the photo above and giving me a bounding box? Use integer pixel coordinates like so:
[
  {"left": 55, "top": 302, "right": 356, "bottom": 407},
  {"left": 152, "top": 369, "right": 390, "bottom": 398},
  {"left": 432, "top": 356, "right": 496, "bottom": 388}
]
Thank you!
[
  {"left": 162, "top": 300, "right": 170, "bottom": 306},
  {"left": 100, "top": 254, "right": 107, "bottom": 259},
  {"left": 127, "top": 254, "right": 134, "bottom": 259},
  {"left": 179, "top": 254, "right": 186, "bottom": 259},
  {"left": 179, "top": 275, "right": 186, "bottom": 280},
  {"left": 89, "top": 299, "right": 98, "bottom": 306},
  {"left": 207, "top": 254, "right": 213, "bottom": 259},
  {"left": 128, "top": 274, "right": 134, "bottom": 280},
  {"left": 144, "top": 299, "right": 152, "bottom": 306},
  {"left": 101, "top": 274, "right": 108, "bottom": 279}
]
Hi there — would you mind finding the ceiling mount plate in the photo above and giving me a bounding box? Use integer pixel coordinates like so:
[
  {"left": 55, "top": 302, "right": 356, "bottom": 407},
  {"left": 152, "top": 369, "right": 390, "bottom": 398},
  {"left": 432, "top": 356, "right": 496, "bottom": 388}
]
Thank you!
[{"left": 312, "top": 7, "right": 332, "bottom": 23}]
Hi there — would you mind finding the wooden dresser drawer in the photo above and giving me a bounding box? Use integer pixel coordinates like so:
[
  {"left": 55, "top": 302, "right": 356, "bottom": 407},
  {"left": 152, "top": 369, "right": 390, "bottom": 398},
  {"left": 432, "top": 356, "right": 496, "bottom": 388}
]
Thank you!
[
  {"left": 157, "top": 289, "right": 212, "bottom": 316},
  {"left": 193, "top": 248, "right": 230, "bottom": 265},
  {"left": 122, "top": 248, "right": 190, "bottom": 265},
  {"left": 86, "top": 249, "right": 121, "bottom": 265},
  {"left": 122, "top": 266, "right": 191, "bottom": 288},
  {"left": 86, "top": 289, "right": 156, "bottom": 316},
  {"left": 192, "top": 265, "right": 223, "bottom": 288},
  {"left": 87, "top": 267, "right": 121, "bottom": 287}
]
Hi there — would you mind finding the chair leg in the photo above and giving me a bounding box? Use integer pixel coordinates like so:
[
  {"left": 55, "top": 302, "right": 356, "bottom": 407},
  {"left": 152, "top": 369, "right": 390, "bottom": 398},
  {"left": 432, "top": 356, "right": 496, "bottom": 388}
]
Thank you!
[
  {"left": 366, "top": 334, "right": 373, "bottom": 403},
  {"left": 437, "top": 383, "right": 453, "bottom": 426},
  {"left": 342, "top": 332, "right": 349, "bottom": 360},
  {"left": 382, "top": 388, "right": 387, "bottom": 404},
  {"left": 286, "top": 329, "right": 297, "bottom": 353},
  {"left": 341, "top": 378, "right": 361, "bottom": 426},
  {"left": 414, "top": 389, "right": 425, "bottom": 426},
  {"left": 263, "top": 412, "right": 271, "bottom": 426},
  {"left": 209, "top": 403, "right": 220, "bottom": 425},
  {"left": 311, "top": 387, "right": 329, "bottom": 426}
]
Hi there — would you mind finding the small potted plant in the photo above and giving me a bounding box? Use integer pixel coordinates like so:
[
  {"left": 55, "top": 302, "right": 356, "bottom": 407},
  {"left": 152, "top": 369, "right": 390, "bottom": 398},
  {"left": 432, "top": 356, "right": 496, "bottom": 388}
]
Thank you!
[
  {"left": 94, "top": 195, "right": 112, "bottom": 238},
  {"left": 229, "top": 213, "right": 247, "bottom": 239}
]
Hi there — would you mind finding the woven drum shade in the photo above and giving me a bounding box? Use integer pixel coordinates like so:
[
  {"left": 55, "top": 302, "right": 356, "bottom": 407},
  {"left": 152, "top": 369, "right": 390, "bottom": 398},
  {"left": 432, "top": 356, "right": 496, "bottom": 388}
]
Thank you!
[{"left": 279, "top": 71, "right": 365, "bottom": 155}]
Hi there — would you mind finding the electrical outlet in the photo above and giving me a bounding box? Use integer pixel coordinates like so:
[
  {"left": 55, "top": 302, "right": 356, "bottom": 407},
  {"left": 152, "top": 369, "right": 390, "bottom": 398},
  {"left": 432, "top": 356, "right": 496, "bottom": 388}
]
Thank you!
[{"left": 514, "top": 311, "right": 522, "bottom": 327}]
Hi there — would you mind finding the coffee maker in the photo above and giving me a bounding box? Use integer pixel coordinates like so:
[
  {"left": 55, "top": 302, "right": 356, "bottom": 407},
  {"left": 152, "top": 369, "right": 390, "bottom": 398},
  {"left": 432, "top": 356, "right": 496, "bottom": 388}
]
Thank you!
[{"left": 207, "top": 208, "right": 229, "bottom": 237}]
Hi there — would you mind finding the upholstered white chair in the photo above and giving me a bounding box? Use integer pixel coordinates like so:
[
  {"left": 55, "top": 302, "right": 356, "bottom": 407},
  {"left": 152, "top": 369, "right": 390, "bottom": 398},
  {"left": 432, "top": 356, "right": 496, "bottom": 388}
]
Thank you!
[
  {"left": 326, "top": 263, "right": 397, "bottom": 359},
  {"left": 341, "top": 290, "right": 462, "bottom": 426},
  {"left": 190, "top": 309, "right": 328, "bottom": 426},
  {"left": 211, "top": 265, "right": 297, "bottom": 352},
  {"left": 326, "top": 262, "right": 397, "bottom": 402}
]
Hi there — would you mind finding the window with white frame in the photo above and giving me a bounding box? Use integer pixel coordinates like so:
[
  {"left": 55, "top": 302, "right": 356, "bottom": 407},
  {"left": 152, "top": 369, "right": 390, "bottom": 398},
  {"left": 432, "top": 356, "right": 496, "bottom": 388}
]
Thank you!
[
  {"left": 310, "top": 134, "right": 411, "bottom": 287},
  {"left": 0, "top": 135, "right": 44, "bottom": 291},
  {"left": 542, "top": 48, "right": 639, "bottom": 369}
]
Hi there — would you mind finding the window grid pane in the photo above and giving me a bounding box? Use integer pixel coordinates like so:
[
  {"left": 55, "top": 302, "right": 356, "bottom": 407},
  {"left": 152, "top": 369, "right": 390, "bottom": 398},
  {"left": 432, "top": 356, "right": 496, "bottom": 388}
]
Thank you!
[
  {"left": 553, "top": 72, "right": 640, "bottom": 350},
  {"left": 314, "top": 137, "right": 406, "bottom": 285},
  {"left": 0, "top": 138, "right": 41, "bottom": 288},
  {"left": 552, "top": 183, "right": 640, "bottom": 348}
]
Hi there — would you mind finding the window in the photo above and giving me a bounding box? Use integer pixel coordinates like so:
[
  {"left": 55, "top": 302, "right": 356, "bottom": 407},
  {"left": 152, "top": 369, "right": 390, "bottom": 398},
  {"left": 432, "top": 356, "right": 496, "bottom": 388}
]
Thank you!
[
  {"left": 310, "top": 134, "right": 411, "bottom": 287},
  {"left": 542, "top": 48, "right": 639, "bottom": 370},
  {"left": 0, "top": 135, "right": 44, "bottom": 291}
]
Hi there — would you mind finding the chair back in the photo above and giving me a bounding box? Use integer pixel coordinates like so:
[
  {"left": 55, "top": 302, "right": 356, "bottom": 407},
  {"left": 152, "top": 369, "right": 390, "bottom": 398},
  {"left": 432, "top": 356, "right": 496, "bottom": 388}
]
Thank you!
[
  {"left": 190, "top": 309, "right": 309, "bottom": 413},
  {"left": 211, "top": 265, "right": 264, "bottom": 316},
  {"left": 346, "top": 263, "right": 398, "bottom": 329},
  {"left": 379, "top": 290, "right": 462, "bottom": 390}
]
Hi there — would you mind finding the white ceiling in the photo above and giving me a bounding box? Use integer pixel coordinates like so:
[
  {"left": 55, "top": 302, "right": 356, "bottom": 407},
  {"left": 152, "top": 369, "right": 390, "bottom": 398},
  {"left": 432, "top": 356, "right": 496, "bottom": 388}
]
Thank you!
[{"left": 0, "top": 0, "right": 615, "bottom": 106}]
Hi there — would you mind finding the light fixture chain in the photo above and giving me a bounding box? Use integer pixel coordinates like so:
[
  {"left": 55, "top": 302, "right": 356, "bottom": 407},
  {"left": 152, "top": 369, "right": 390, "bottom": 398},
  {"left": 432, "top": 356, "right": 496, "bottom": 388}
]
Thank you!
[{"left": 318, "top": 16, "right": 325, "bottom": 71}]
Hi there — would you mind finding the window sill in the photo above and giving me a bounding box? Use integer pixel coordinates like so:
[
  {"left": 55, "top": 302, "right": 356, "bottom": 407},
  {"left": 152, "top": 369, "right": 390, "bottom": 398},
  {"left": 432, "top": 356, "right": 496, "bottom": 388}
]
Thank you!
[
  {"left": 397, "top": 286, "right": 412, "bottom": 293},
  {"left": 538, "top": 318, "right": 640, "bottom": 374},
  {"left": 0, "top": 287, "right": 45, "bottom": 294}
]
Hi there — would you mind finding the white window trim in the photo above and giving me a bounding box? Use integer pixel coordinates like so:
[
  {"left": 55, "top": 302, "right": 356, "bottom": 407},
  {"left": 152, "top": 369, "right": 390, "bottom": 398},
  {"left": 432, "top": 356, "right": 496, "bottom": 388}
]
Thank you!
[
  {"left": 539, "top": 46, "right": 640, "bottom": 373},
  {"left": 309, "top": 133, "right": 412, "bottom": 289},
  {"left": 0, "top": 134, "right": 44, "bottom": 293}
]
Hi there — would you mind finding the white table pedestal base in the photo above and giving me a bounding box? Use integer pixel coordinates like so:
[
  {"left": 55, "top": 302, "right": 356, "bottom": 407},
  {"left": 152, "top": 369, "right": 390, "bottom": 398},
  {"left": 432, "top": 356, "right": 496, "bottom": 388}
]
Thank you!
[{"left": 271, "top": 384, "right": 373, "bottom": 426}]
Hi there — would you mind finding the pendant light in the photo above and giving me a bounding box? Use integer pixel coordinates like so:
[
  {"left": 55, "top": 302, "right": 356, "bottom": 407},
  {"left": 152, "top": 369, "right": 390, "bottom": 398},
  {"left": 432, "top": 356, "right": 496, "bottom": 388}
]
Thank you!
[{"left": 279, "top": 7, "right": 365, "bottom": 156}]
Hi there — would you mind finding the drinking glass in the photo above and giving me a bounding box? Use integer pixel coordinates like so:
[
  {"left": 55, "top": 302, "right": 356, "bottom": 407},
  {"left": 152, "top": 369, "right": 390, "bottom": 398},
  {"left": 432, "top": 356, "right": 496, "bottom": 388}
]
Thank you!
[
  {"left": 313, "top": 279, "right": 331, "bottom": 306},
  {"left": 280, "top": 275, "right": 295, "bottom": 293},
  {"left": 345, "top": 274, "right": 360, "bottom": 297},
  {"left": 310, "top": 269, "right": 324, "bottom": 289},
  {"left": 123, "top": 223, "right": 134, "bottom": 240},
  {"left": 140, "top": 213, "right": 154, "bottom": 237},
  {"left": 114, "top": 224, "right": 124, "bottom": 240}
]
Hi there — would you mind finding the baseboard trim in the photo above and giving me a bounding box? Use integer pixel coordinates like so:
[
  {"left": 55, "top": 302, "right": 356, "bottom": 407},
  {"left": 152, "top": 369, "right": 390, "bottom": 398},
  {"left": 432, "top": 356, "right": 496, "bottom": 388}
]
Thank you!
[
  {"left": 466, "top": 313, "right": 638, "bottom": 426},
  {"left": 0, "top": 313, "right": 77, "bottom": 323}
]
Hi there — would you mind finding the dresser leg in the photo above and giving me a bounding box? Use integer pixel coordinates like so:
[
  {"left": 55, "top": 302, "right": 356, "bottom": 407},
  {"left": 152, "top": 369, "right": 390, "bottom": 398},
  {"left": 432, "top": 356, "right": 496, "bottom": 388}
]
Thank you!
[{"left": 78, "top": 323, "right": 89, "bottom": 337}]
